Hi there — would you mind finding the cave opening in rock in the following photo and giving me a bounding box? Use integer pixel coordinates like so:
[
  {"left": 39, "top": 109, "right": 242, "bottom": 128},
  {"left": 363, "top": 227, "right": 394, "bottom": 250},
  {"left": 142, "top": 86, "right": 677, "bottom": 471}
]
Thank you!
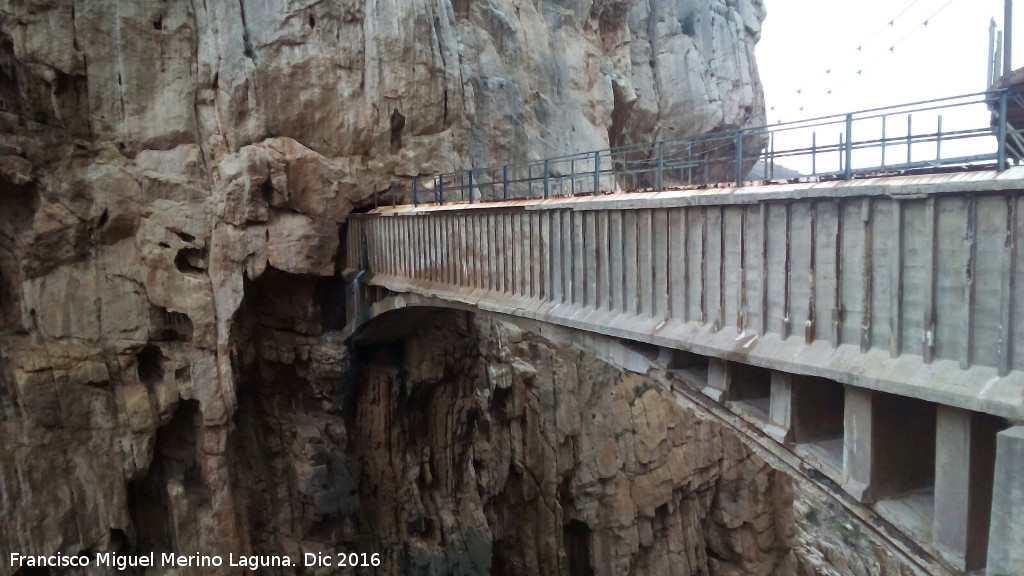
[
  {"left": 563, "top": 520, "right": 595, "bottom": 576},
  {"left": 151, "top": 308, "right": 194, "bottom": 341},
  {"left": 136, "top": 344, "right": 165, "bottom": 387},
  {"left": 127, "top": 399, "right": 202, "bottom": 555},
  {"left": 390, "top": 109, "right": 406, "bottom": 154},
  {"left": 174, "top": 247, "right": 207, "bottom": 274},
  {"left": 258, "top": 177, "right": 274, "bottom": 205}
]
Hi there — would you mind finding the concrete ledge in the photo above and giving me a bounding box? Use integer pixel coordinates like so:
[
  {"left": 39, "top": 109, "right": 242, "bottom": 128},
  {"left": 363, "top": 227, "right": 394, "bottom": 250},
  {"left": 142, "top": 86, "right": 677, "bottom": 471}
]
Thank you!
[
  {"left": 348, "top": 284, "right": 1024, "bottom": 421},
  {"left": 355, "top": 169, "right": 1024, "bottom": 217}
]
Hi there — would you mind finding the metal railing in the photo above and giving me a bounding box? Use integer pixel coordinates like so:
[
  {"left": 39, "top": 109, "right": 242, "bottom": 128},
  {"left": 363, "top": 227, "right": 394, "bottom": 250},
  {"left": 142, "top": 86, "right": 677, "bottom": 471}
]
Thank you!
[{"left": 372, "top": 89, "right": 1023, "bottom": 208}]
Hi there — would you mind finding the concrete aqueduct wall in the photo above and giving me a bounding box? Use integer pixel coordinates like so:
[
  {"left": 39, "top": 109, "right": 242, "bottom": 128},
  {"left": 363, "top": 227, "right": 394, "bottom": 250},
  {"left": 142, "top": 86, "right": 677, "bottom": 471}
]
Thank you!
[{"left": 344, "top": 169, "right": 1024, "bottom": 574}]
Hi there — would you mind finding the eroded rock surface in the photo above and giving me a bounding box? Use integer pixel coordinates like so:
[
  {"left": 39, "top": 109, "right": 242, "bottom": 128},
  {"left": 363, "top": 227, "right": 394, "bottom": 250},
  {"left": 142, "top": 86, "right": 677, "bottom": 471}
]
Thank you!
[
  {"left": 0, "top": 0, "right": 912, "bottom": 574},
  {"left": 340, "top": 312, "right": 920, "bottom": 576}
]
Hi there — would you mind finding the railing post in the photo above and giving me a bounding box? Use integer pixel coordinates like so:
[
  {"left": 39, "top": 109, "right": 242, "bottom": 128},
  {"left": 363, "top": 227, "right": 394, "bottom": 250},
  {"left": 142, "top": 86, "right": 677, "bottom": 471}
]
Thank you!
[
  {"left": 544, "top": 159, "right": 550, "bottom": 199},
  {"left": 656, "top": 140, "right": 665, "bottom": 191},
  {"left": 571, "top": 159, "right": 576, "bottom": 196},
  {"left": 468, "top": 169, "right": 474, "bottom": 204},
  {"left": 734, "top": 129, "right": 743, "bottom": 186},
  {"left": 839, "top": 132, "right": 844, "bottom": 173},
  {"left": 412, "top": 178, "right": 418, "bottom": 206},
  {"left": 528, "top": 164, "right": 533, "bottom": 198},
  {"left": 936, "top": 115, "right": 943, "bottom": 164},
  {"left": 391, "top": 181, "right": 397, "bottom": 207},
  {"left": 907, "top": 114, "right": 913, "bottom": 166},
  {"left": 811, "top": 132, "right": 817, "bottom": 176},
  {"left": 844, "top": 113, "right": 853, "bottom": 180},
  {"left": 438, "top": 174, "right": 444, "bottom": 205},
  {"left": 989, "top": 17, "right": 998, "bottom": 88},
  {"left": 686, "top": 141, "right": 693, "bottom": 185},
  {"left": 502, "top": 165, "right": 508, "bottom": 200},
  {"left": 881, "top": 115, "right": 887, "bottom": 169},
  {"left": 998, "top": 89, "right": 1009, "bottom": 170},
  {"left": 593, "top": 150, "right": 600, "bottom": 195}
]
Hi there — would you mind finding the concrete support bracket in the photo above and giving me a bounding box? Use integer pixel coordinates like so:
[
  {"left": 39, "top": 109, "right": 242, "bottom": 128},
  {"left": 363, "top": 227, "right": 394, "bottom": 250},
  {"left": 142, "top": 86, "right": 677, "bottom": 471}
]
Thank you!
[{"left": 986, "top": 426, "right": 1024, "bottom": 576}]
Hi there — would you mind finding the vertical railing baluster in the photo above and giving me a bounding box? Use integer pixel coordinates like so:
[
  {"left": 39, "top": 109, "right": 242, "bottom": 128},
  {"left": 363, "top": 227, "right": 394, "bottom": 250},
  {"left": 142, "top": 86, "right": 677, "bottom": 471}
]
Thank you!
[
  {"left": 391, "top": 181, "right": 397, "bottom": 207},
  {"left": 812, "top": 132, "right": 817, "bottom": 176},
  {"left": 906, "top": 114, "right": 913, "bottom": 166},
  {"left": 881, "top": 114, "right": 887, "bottom": 169},
  {"left": 528, "top": 164, "right": 533, "bottom": 198},
  {"left": 438, "top": 174, "right": 444, "bottom": 205},
  {"left": 657, "top": 140, "right": 665, "bottom": 191},
  {"left": 844, "top": 113, "right": 853, "bottom": 180},
  {"left": 503, "top": 165, "right": 508, "bottom": 200},
  {"left": 571, "top": 159, "right": 576, "bottom": 196},
  {"left": 593, "top": 151, "right": 600, "bottom": 196},
  {"left": 838, "top": 132, "right": 844, "bottom": 174},
  {"left": 734, "top": 130, "right": 743, "bottom": 186},
  {"left": 998, "top": 89, "right": 1009, "bottom": 170},
  {"left": 544, "top": 159, "right": 550, "bottom": 199},
  {"left": 413, "top": 178, "right": 418, "bottom": 206},
  {"left": 468, "top": 169, "right": 474, "bottom": 204},
  {"left": 687, "top": 141, "right": 693, "bottom": 185},
  {"left": 936, "top": 115, "right": 943, "bottom": 164}
]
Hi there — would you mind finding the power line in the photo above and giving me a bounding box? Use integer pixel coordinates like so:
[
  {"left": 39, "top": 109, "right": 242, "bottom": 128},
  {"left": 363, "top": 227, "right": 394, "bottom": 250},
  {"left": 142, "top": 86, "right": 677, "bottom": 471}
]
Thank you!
[
  {"left": 768, "top": 0, "right": 965, "bottom": 122},
  {"left": 821, "top": 0, "right": 961, "bottom": 98}
]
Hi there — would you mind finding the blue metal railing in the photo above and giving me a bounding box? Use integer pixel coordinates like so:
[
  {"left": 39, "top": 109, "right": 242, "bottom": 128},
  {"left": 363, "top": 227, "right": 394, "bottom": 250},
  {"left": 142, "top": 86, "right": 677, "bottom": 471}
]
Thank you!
[{"left": 373, "top": 89, "right": 1023, "bottom": 208}]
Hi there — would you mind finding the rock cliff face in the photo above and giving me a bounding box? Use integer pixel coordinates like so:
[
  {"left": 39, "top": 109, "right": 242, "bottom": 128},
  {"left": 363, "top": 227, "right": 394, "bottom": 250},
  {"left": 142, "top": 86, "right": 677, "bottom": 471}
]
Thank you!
[{"left": 0, "top": 0, "right": 911, "bottom": 574}]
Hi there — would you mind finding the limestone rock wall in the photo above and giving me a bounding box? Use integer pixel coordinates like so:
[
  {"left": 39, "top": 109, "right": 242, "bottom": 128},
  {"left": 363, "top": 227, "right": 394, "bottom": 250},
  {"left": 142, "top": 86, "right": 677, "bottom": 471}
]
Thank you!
[
  {"left": 0, "top": 0, "right": 767, "bottom": 573},
  {"left": 341, "top": 312, "right": 920, "bottom": 576}
]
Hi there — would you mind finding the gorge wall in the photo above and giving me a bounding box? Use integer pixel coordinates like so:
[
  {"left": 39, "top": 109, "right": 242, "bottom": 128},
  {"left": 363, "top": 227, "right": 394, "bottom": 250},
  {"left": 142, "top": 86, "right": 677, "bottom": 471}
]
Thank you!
[{"left": 0, "top": 1, "right": 918, "bottom": 574}]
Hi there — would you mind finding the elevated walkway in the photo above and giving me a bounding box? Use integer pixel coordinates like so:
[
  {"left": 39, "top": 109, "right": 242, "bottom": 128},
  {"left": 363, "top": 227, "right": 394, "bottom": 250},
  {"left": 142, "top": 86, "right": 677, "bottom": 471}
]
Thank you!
[
  {"left": 343, "top": 169, "right": 1024, "bottom": 575},
  {"left": 344, "top": 90, "right": 1024, "bottom": 575}
]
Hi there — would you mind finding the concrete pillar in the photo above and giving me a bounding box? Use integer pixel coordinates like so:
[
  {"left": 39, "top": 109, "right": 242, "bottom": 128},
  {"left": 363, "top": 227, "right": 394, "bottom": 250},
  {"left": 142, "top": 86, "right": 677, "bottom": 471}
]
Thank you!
[
  {"left": 530, "top": 213, "right": 542, "bottom": 299},
  {"left": 550, "top": 212, "right": 562, "bottom": 302},
  {"left": 639, "top": 210, "right": 654, "bottom": 317},
  {"left": 765, "top": 372, "right": 793, "bottom": 444},
  {"left": 597, "top": 211, "right": 610, "bottom": 309},
  {"left": 986, "top": 426, "right": 1024, "bottom": 576},
  {"left": 584, "top": 211, "right": 598, "bottom": 308},
  {"left": 572, "top": 211, "right": 585, "bottom": 305},
  {"left": 934, "top": 407, "right": 998, "bottom": 572},
  {"left": 704, "top": 357, "right": 730, "bottom": 402},
  {"left": 668, "top": 208, "right": 686, "bottom": 321},
  {"left": 623, "top": 211, "right": 639, "bottom": 315},
  {"left": 843, "top": 386, "right": 875, "bottom": 502},
  {"left": 562, "top": 211, "right": 574, "bottom": 303},
  {"left": 843, "top": 388, "right": 936, "bottom": 504},
  {"left": 610, "top": 211, "right": 624, "bottom": 312},
  {"left": 653, "top": 210, "right": 670, "bottom": 318}
]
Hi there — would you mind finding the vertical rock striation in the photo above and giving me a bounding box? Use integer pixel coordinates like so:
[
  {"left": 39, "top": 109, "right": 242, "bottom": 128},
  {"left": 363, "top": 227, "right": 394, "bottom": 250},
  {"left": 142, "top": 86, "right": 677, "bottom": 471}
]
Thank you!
[
  {"left": 0, "top": 0, "right": 872, "bottom": 574},
  {"left": 338, "top": 312, "right": 920, "bottom": 576}
]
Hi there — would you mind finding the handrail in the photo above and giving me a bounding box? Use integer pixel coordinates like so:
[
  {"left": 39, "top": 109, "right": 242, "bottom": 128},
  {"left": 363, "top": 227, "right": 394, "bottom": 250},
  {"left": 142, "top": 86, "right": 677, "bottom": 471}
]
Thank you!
[{"left": 374, "top": 89, "right": 1021, "bottom": 207}]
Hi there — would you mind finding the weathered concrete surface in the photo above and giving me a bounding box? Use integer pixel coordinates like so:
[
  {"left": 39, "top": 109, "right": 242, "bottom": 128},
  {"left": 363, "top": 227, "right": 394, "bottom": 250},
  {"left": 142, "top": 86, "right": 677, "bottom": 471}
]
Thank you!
[
  {"left": 985, "top": 426, "right": 1024, "bottom": 576},
  {"left": 347, "top": 170, "right": 1024, "bottom": 421},
  {"left": 934, "top": 406, "right": 999, "bottom": 571}
]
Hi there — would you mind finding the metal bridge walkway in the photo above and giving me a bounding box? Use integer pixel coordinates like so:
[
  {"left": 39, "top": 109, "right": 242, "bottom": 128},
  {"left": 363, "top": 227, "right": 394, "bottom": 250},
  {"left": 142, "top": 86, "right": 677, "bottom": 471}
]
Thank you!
[{"left": 342, "top": 91, "right": 1024, "bottom": 576}]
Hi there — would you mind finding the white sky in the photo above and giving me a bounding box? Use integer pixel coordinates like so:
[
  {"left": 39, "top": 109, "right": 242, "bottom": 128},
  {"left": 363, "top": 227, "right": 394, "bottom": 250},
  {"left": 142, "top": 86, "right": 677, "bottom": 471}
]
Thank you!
[
  {"left": 756, "top": 0, "right": 1018, "bottom": 121},
  {"left": 753, "top": 0, "right": 1021, "bottom": 174}
]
